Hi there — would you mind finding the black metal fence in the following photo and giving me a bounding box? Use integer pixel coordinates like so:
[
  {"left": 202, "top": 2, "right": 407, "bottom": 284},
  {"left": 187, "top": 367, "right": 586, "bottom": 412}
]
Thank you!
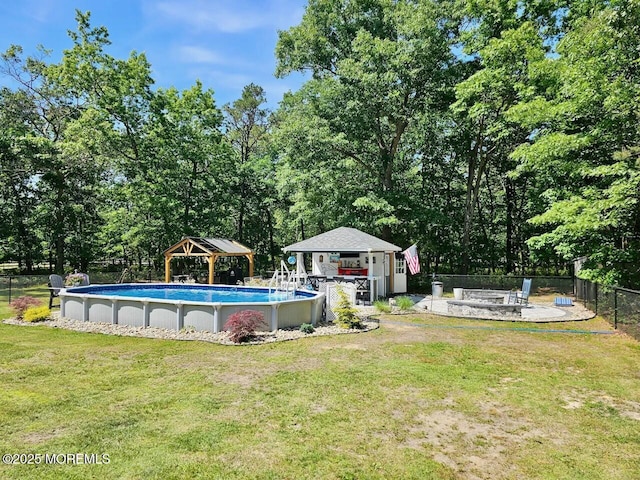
[
  {"left": 0, "top": 275, "right": 51, "bottom": 305},
  {"left": 1, "top": 271, "right": 165, "bottom": 305},
  {"left": 408, "top": 274, "right": 574, "bottom": 295},
  {"left": 575, "top": 277, "right": 640, "bottom": 341}
]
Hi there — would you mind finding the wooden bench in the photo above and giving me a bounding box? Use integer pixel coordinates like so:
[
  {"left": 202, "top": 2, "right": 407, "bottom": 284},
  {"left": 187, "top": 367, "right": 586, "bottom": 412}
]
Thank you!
[{"left": 447, "top": 300, "right": 523, "bottom": 318}]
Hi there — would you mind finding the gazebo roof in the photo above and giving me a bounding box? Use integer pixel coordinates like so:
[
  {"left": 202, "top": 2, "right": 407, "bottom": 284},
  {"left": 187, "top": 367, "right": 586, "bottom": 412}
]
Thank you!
[
  {"left": 163, "top": 237, "right": 254, "bottom": 284},
  {"left": 163, "top": 237, "right": 253, "bottom": 256},
  {"left": 283, "top": 227, "right": 401, "bottom": 253}
]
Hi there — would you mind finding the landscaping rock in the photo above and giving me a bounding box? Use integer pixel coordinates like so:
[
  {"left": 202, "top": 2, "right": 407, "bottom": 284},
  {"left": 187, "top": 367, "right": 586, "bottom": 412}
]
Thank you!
[{"left": 3, "top": 313, "right": 378, "bottom": 345}]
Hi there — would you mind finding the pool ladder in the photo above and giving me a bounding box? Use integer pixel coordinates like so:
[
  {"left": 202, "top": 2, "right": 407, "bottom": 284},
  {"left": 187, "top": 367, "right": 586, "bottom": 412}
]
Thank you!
[{"left": 269, "top": 260, "right": 309, "bottom": 297}]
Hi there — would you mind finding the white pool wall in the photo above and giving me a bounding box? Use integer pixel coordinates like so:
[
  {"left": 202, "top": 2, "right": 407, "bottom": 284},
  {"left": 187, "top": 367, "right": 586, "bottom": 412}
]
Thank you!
[{"left": 60, "top": 284, "right": 325, "bottom": 333}]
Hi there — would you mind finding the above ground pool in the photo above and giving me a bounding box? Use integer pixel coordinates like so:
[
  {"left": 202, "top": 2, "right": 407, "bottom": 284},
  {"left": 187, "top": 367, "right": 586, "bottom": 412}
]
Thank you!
[{"left": 60, "top": 283, "right": 324, "bottom": 333}]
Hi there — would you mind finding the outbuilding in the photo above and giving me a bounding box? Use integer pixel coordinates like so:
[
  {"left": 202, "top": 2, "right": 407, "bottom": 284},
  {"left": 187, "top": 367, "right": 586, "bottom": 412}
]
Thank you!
[{"left": 283, "top": 226, "right": 407, "bottom": 298}]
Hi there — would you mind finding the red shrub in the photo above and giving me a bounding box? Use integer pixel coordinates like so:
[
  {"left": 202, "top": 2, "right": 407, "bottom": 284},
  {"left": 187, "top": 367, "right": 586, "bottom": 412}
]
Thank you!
[
  {"left": 225, "top": 310, "right": 266, "bottom": 343},
  {"left": 9, "top": 296, "right": 42, "bottom": 320}
]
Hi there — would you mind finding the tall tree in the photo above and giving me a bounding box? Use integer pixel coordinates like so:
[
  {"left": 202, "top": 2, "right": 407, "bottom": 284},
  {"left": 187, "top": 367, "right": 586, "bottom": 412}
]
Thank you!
[
  {"left": 0, "top": 88, "right": 42, "bottom": 271},
  {"left": 449, "top": 0, "right": 571, "bottom": 273},
  {"left": 223, "top": 83, "right": 270, "bottom": 243},
  {"left": 275, "top": 0, "right": 454, "bottom": 242},
  {"left": 0, "top": 43, "right": 106, "bottom": 273},
  {"left": 509, "top": 0, "right": 640, "bottom": 286}
]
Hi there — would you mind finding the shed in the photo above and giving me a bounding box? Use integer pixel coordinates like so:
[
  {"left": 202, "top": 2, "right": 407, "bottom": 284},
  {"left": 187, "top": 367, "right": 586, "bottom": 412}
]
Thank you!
[
  {"left": 283, "top": 227, "right": 407, "bottom": 297},
  {"left": 163, "top": 237, "right": 254, "bottom": 284}
]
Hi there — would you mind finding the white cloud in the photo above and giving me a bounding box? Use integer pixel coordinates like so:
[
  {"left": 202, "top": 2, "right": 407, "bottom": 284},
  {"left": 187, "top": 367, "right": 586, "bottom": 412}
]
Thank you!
[
  {"left": 150, "top": 0, "right": 304, "bottom": 33},
  {"left": 206, "top": 70, "right": 254, "bottom": 89},
  {"left": 174, "top": 45, "right": 225, "bottom": 64}
]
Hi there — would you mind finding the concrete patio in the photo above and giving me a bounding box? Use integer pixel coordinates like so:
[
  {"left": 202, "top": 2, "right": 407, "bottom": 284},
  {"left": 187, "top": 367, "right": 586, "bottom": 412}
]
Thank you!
[{"left": 413, "top": 296, "right": 595, "bottom": 322}]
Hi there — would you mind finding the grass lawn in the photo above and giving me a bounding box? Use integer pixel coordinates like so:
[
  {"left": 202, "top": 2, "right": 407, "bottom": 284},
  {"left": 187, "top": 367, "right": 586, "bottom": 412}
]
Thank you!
[{"left": 0, "top": 308, "right": 639, "bottom": 479}]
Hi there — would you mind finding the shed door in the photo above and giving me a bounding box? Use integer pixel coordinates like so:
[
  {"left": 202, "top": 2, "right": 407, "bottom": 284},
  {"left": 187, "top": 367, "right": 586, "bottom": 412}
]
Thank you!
[{"left": 394, "top": 258, "right": 407, "bottom": 293}]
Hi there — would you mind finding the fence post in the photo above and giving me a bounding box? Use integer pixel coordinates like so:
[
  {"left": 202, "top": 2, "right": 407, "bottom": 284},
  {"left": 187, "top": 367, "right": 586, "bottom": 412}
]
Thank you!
[
  {"left": 8, "top": 276, "right": 12, "bottom": 304},
  {"left": 594, "top": 282, "right": 598, "bottom": 315},
  {"left": 614, "top": 288, "right": 618, "bottom": 329}
]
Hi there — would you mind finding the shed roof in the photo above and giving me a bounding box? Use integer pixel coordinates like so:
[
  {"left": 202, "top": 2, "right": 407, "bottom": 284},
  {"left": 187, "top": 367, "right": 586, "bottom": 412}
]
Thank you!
[{"left": 283, "top": 227, "right": 401, "bottom": 253}]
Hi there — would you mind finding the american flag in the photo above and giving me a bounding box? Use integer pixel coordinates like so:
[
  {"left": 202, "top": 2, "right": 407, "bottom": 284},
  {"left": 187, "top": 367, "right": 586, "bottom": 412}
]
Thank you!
[{"left": 403, "top": 244, "right": 420, "bottom": 275}]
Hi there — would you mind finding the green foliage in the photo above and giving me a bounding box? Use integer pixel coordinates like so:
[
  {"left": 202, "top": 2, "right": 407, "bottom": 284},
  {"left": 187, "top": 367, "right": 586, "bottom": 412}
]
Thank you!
[
  {"left": 275, "top": 0, "right": 454, "bottom": 239},
  {"left": 2, "top": 2, "right": 640, "bottom": 287},
  {"left": 299, "top": 323, "right": 315, "bottom": 334},
  {"left": 23, "top": 305, "right": 51, "bottom": 322},
  {"left": 373, "top": 300, "right": 392, "bottom": 314},
  {"left": 509, "top": 1, "right": 640, "bottom": 286},
  {"left": 395, "top": 296, "right": 415, "bottom": 311},
  {"left": 333, "top": 285, "right": 362, "bottom": 329}
]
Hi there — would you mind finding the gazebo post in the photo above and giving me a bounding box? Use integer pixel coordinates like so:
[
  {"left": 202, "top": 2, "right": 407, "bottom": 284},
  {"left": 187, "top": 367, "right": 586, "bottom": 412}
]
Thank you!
[
  {"left": 208, "top": 254, "right": 216, "bottom": 285},
  {"left": 248, "top": 253, "right": 254, "bottom": 278},
  {"left": 164, "top": 255, "right": 172, "bottom": 283}
]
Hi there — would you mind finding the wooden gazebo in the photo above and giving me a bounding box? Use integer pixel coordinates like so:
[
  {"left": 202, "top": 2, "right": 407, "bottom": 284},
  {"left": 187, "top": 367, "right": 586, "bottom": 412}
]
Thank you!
[{"left": 163, "top": 237, "right": 254, "bottom": 284}]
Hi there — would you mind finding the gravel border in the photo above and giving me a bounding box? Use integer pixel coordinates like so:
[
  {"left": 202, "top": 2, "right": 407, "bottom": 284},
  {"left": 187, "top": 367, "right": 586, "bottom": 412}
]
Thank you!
[{"left": 3, "top": 313, "right": 379, "bottom": 345}]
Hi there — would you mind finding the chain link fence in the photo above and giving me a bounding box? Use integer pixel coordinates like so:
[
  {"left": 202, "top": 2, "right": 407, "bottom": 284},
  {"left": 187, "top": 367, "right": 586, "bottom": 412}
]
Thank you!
[
  {"left": 575, "top": 277, "right": 640, "bottom": 341},
  {"left": 0, "top": 275, "right": 51, "bottom": 305},
  {"left": 1, "top": 270, "right": 165, "bottom": 305},
  {"left": 408, "top": 274, "right": 574, "bottom": 295}
]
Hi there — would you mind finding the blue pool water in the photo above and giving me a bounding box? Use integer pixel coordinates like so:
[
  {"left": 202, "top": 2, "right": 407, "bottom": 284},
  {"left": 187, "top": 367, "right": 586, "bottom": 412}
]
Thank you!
[{"left": 68, "top": 284, "right": 314, "bottom": 304}]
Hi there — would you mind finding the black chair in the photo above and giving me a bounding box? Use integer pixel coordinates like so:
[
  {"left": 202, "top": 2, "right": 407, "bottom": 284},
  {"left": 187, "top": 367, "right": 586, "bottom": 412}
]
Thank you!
[
  {"left": 354, "top": 277, "right": 371, "bottom": 305},
  {"left": 48, "top": 274, "right": 64, "bottom": 309},
  {"left": 307, "top": 275, "right": 327, "bottom": 291}
]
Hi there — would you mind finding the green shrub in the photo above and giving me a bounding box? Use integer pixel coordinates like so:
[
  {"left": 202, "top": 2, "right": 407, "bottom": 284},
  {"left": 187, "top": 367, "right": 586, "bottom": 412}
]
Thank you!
[
  {"left": 373, "top": 300, "right": 392, "bottom": 313},
  {"left": 299, "top": 323, "right": 315, "bottom": 334},
  {"left": 23, "top": 306, "right": 51, "bottom": 323},
  {"left": 395, "top": 296, "right": 415, "bottom": 310},
  {"left": 334, "top": 285, "right": 362, "bottom": 329}
]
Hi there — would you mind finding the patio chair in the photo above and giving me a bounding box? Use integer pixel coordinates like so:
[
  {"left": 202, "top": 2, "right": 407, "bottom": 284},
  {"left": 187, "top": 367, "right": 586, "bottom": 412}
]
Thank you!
[
  {"left": 307, "top": 275, "right": 327, "bottom": 292},
  {"left": 354, "top": 277, "right": 371, "bottom": 305},
  {"left": 508, "top": 278, "right": 532, "bottom": 305},
  {"left": 48, "top": 274, "right": 64, "bottom": 309}
]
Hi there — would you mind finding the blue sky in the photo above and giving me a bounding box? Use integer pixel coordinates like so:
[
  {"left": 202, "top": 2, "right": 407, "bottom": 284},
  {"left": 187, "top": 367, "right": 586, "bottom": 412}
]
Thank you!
[{"left": 0, "top": 0, "right": 309, "bottom": 109}]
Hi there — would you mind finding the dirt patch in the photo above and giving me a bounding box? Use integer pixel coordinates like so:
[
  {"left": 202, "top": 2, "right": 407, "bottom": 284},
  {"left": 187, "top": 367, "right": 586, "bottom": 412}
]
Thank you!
[
  {"left": 561, "top": 390, "right": 640, "bottom": 421},
  {"left": 21, "top": 428, "right": 66, "bottom": 444},
  {"left": 404, "top": 401, "right": 555, "bottom": 480}
]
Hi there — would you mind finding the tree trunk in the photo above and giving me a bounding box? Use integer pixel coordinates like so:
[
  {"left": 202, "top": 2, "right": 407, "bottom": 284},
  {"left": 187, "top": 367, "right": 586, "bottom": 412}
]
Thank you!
[
  {"left": 266, "top": 209, "right": 276, "bottom": 270},
  {"left": 505, "top": 177, "right": 516, "bottom": 274},
  {"left": 55, "top": 235, "right": 64, "bottom": 275},
  {"left": 461, "top": 119, "right": 488, "bottom": 274}
]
